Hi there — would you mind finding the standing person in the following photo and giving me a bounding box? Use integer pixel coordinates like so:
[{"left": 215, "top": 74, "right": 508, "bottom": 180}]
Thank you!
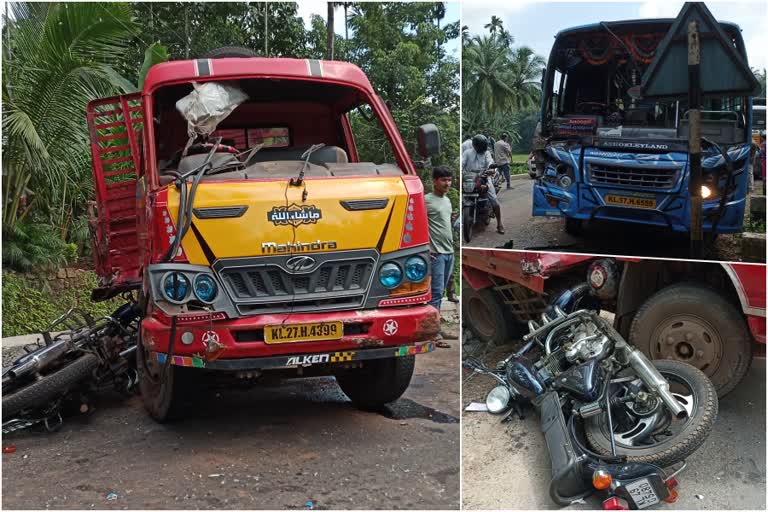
[
  {"left": 495, "top": 132, "right": 513, "bottom": 189},
  {"left": 425, "top": 166, "right": 456, "bottom": 342},
  {"left": 462, "top": 134, "right": 505, "bottom": 234}
]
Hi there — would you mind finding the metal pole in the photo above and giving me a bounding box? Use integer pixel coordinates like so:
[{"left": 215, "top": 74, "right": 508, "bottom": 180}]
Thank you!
[
  {"left": 687, "top": 20, "right": 703, "bottom": 258},
  {"left": 264, "top": 2, "right": 268, "bottom": 56}
]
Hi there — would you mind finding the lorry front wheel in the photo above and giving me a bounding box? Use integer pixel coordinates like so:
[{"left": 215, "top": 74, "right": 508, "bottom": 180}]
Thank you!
[
  {"left": 628, "top": 283, "right": 753, "bottom": 397},
  {"left": 137, "top": 341, "right": 196, "bottom": 422},
  {"left": 336, "top": 356, "right": 415, "bottom": 410}
]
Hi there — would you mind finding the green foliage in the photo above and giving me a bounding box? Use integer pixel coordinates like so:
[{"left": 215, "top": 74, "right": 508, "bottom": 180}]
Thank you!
[
  {"left": 2, "top": 219, "right": 74, "bottom": 272},
  {"left": 2, "top": 2, "right": 137, "bottom": 250},
  {"left": 344, "top": 3, "right": 460, "bottom": 170},
  {"left": 2, "top": 270, "right": 124, "bottom": 337},
  {"left": 462, "top": 20, "right": 545, "bottom": 146}
]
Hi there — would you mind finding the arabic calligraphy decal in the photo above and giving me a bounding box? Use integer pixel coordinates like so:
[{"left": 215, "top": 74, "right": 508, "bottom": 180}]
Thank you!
[{"left": 267, "top": 204, "right": 323, "bottom": 227}]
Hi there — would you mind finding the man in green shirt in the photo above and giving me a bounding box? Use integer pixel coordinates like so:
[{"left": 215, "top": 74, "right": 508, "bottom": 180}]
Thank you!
[{"left": 425, "top": 166, "right": 455, "bottom": 313}]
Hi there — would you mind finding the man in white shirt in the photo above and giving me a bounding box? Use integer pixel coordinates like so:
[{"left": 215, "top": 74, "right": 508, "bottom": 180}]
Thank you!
[{"left": 461, "top": 135, "right": 505, "bottom": 234}]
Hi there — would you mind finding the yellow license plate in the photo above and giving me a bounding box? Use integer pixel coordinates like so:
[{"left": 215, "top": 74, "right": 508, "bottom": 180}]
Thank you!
[
  {"left": 264, "top": 321, "right": 343, "bottom": 344},
  {"left": 605, "top": 194, "right": 656, "bottom": 209}
]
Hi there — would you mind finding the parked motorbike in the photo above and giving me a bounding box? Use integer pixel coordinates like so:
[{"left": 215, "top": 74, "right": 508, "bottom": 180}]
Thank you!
[
  {"left": 463, "top": 285, "right": 717, "bottom": 510},
  {"left": 462, "top": 168, "right": 496, "bottom": 243},
  {"left": 2, "top": 300, "right": 141, "bottom": 434}
]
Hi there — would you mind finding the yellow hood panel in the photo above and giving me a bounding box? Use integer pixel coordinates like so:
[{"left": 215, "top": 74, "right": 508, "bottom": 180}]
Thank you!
[{"left": 167, "top": 177, "right": 408, "bottom": 264}]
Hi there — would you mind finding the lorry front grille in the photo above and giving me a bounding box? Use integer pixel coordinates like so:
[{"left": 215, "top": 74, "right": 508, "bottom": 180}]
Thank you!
[
  {"left": 214, "top": 250, "right": 377, "bottom": 315},
  {"left": 587, "top": 163, "right": 679, "bottom": 189}
]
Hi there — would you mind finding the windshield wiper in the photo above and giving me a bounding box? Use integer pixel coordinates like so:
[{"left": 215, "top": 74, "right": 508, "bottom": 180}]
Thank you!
[{"left": 290, "top": 143, "right": 326, "bottom": 186}]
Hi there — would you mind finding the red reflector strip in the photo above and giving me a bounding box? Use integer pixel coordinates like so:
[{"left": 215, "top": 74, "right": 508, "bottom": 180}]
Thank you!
[
  {"left": 176, "top": 312, "right": 227, "bottom": 324},
  {"left": 379, "top": 290, "right": 431, "bottom": 307}
]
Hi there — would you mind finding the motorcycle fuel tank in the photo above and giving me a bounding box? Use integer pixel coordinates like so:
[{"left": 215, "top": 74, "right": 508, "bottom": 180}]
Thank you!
[
  {"left": 553, "top": 358, "right": 603, "bottom": 401},
  {"left": 506, "top": 359, "right": 546, "bottom": 398}
]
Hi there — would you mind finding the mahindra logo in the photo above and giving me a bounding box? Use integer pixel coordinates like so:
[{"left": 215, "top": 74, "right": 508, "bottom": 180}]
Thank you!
[{"left": 285, "top": 255, "right": 317, "bottom": 273}]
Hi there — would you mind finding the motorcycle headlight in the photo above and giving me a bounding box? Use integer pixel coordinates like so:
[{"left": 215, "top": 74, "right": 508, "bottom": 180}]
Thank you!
[
  {"left": 486, "top": 385, "right": 512, "bottom": 414},
  {"left": 404, "top": 256, "right": 427, "bottom": 282},
  {"left": 462, "top": 179, "right": 476, "bottom": 193},
  {"left": 193, "top": 274, "right": 218, "bottom": 303},
  {"left": 379, "top": 262, "right": 403, "bottom": 289},
  {"left": 162, "top": 272, "right": 190, "bottom": 303}
]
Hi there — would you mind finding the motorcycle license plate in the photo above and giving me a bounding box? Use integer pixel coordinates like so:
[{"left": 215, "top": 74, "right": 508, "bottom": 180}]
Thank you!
[
  {"left": 605, "top": 194, "right": 656, "bottom": 209},
  {"left": 264, "top": 322, "right": 343, "bottom": 344},
  {"left": 625, "top": 478, "right": 660, "bottom": 509}
]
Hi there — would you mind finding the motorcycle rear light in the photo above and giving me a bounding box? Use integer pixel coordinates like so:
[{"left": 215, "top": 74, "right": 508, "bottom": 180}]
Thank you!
[
  {"left": 666, "top": 476, "right": 679, "bottom": 489},
  {"left": 592, "top": 470, "right": 613, "bottom": 490},
  {"left": 547, "top": 198, "right": 558, "bottom": 207},
  {"left": 664, "top": 488, "right": 679, "bottom": 504},
  {"left": 602, "top": 497, "right": 629, "bottom": 510}
]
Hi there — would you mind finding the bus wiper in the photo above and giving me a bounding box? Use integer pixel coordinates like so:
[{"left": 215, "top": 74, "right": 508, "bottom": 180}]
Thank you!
[{"left": 599, "top": 22, "right": 642, "bottom": 74}]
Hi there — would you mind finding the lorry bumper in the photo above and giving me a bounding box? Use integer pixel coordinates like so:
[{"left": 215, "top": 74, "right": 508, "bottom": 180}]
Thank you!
[
  {"left": 141, "top": 304, "right": 440, "bottom": 363},
  {"left": 532, "top": 182, "right": 746, "bottom": 233}
]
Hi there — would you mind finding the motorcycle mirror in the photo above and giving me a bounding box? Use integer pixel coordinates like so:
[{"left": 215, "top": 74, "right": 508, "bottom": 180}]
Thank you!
[{"left": 486, "top": 385, "right": 512, "bottom": 414}]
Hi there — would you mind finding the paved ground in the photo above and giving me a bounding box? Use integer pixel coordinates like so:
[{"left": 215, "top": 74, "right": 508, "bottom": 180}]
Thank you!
[
  {"left": 462, "top": 345, "right": 766, "bottom": 511},
  {"left": 465, "top": 179, "right": 760, "bottom": 262},
  {"left": 1, "top": 308, "right": 460, "bottom": 510}
]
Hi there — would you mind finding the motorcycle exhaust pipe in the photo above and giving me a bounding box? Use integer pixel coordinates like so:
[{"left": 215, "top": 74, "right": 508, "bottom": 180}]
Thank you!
[
  {"left": 623, "top": 345, "right": 687, "bottom": 419},
  {"left": 7, "top": 337, "right": 72, "bottom": 379}
]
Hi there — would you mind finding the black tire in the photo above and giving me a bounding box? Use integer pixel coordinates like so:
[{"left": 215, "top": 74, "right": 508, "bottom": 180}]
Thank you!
[
  {"left": 462, "top": 205, "right": 474, "bottom": 243},
  {"left": 463, "top": 286, "right": 517, "bottom": 346},
  {"left": 585, "top": 360, "right": 717, "bottom": 467},
  {"left": 2, "top": 354, "right": 99, "bottom": 418},
  {"left": 201, "top": 46, "right": 257, "bottom": 59},
  {"left": 628, "top": 283, "right": 753, "bottom": 397},
  {"left": 137, "top": 341, "right": 197, "bottom": 422},
  {"left": 336, "top": 356, "right": 414, "bottom": 410},
  {"left": 565, "top": 217, "right": 583, "bottom": 235}
]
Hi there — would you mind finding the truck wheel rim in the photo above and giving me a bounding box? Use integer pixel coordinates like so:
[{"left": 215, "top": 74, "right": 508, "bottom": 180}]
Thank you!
[
  {"left": 468, "top": 297, "right": 495, "bottom": 338},
  {"left": 650, "top": 314, "right": 723, "bottom": 377}
]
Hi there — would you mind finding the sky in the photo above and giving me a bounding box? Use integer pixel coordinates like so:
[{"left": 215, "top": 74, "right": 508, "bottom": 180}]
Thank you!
[
  {"left": 296, "top": 1, "right": 461, "bottom": 59},
  {"left": 462, "top": 0, "right": 767, "bottom": 71}
]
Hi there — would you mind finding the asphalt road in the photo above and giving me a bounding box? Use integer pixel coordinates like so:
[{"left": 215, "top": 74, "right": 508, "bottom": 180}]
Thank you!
[
  {"left": 2, "top": 330, "right": 460, "bottom": 509},
  {"left": 462, "top": 351, "right": 766, "bottom": 510},
  {"left": 464, "top": 178, "right": 757, "bottom": 262}
]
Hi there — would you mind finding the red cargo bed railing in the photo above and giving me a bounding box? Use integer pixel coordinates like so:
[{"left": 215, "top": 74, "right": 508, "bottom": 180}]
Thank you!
[{"left": 86, "top": 93, "right": 144, "bottom": 295}]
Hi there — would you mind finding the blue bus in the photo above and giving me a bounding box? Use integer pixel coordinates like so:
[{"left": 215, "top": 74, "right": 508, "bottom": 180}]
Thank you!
[{"left": 532, "top": 19, "right": 754, "bottom": 237}]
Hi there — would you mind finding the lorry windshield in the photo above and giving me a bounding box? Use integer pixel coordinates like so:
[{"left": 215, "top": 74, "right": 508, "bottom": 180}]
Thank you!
[
  {"left": 545, "top": 23, "right": 749, "bottom": 141},
  {"left": 152, "top": 77, "right": 403, "bottom": 179}
]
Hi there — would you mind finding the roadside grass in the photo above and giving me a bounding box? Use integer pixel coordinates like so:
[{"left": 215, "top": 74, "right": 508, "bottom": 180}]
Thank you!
[{"left": 2, "top": 270, "right": 124, "bottom": 337}]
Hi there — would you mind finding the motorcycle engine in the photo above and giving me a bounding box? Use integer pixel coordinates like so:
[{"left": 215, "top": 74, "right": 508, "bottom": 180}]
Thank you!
[{"left": 562, "top": 319, "right": 612, "bottom": 364}]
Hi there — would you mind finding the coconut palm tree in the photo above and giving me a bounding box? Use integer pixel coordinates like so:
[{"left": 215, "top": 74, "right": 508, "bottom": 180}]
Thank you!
[
  {"left": 462, "top": 34, "right": 516, "bottom": 115},
  {"left": 507, "top": 46, "right": 546, "bottom": 110},
  {"left": 2, "top": 2, "right": 137, "bottom": 236},
  {"left": 484, "top": 15, "right": 503, "bottom": 37}
]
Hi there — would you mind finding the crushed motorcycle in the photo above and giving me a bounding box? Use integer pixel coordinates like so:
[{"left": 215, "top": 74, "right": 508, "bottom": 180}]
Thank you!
[
  {"left": 2, "top": 299, "right": 141, "bottom": 434},
  {"left": 464, "top": 286, "right": 717, "bottom": 510}
]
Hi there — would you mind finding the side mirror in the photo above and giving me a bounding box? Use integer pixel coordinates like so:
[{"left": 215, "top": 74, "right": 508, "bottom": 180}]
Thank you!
[{"left": 416, "top": 123, "right": 441, "bottom": 158}]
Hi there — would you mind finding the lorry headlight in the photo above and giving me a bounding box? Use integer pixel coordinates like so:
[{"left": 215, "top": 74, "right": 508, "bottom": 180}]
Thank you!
[
  {"left": 193, "top": 274, "right": 218, "bottom": 303},
  {"left": 404, "top": 256, "right": 427, "bottom": 282},
  {"left": 379, "top": 263, "right": 403, "bottom": 289},
  {"left": 162, "top": 272, "right": 190, "bottom": 302}
]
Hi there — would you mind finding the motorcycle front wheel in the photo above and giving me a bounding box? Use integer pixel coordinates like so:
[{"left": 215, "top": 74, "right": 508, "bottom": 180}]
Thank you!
[
  {"left": 462, "top": 205, "right": 474, "bottom": 243},
  {"left": 584, "top": 360, "right": 717, "bottom": 467}
]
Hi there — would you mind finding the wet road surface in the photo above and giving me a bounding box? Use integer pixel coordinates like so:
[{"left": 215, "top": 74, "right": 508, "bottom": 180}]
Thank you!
[
  {"left": 462, "top": 347, "right": 766, "bottom": 510},
  {"left": 2, "top": 343, "right": 460, "bottom": 510},
  {"left": 464, "top": 179, "right": 756, "bottom": 262}
]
